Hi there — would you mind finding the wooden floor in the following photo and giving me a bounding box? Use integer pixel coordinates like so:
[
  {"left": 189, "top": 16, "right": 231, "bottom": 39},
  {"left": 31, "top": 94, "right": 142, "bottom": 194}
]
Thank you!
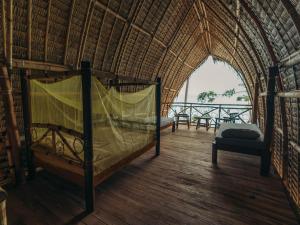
[{"left": 6, "top": 127, "right": 299, "bottom": 225}]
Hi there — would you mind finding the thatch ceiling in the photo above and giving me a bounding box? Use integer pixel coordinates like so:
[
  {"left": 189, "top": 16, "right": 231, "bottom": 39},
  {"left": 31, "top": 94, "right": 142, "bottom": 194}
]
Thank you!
[{"left": 1, "top": 0, "right": 300, "bottom": 108}]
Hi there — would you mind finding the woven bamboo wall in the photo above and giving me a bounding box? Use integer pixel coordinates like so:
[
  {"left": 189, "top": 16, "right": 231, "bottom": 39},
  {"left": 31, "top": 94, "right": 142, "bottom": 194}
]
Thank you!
[{"left": 0, "top": 0, "right": 300, "bottom": 209}]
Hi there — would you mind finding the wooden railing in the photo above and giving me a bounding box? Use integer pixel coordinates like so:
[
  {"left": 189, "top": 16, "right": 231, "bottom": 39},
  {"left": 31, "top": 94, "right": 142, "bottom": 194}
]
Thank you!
[{"left": 164, "top": 102, "right": 252, "bottom": 127}]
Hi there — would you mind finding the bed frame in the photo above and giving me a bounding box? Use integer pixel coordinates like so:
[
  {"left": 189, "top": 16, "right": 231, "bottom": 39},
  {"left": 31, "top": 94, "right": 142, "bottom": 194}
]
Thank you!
[
  {"left": 20, "top": 61, "right": 161, "bottom": 213},
  {"left": 212, "top": 66, "right": 279, "bottom": 177}
]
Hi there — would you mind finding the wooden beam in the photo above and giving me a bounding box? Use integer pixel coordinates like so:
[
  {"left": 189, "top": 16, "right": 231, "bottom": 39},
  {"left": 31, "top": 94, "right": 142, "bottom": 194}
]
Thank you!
[
  {"left": 204, "top": 0, "right": 265, "bottom": 83},
  {"left": 11, "top": 59, "right": 73, "bottom": 72},
  {"left": 7, "top": 0, "right": 13, "bottom": 69},
  {"left": 81, "top": 61, "right": 94, "bottom": 213},
  {"left": 112, "top": 0, "right": 142, "bottom": 74},
  {"left": 135, "top": 0, "right": 171, "bottom": 80},
  {"left": 1, "top": 0, "right": 7, "bottom": 59},
  {"left": 280, "top": 50, "right": 300, "bottom": 68},
  {"left": 44, "top": 0, "right": 52, "bottom": 61},
  {"left": 281, "top": 0, "right": 300, "bottom": 36},
  {"left": 251, "top": 77, "right": 259, "bottom": 124},
  {"left": 239, "top": 0, "right": 278, "bottom": 64},
  {"left": 92, "top": 0, "right": 109, "bottom": 68},
  {"left": 277, "top": 90, "right": 300, "bottom": 98},
  {"left": 27, "top": 0, "right": 32, "bottom": 60},
  {"left": 77, "top": 0, "right": 94, "bottom": 68},
  {"left": 64, "top": 0, "right": 76, "bottom": 64},
  {"left": 261, "top": 66, "right": 279, "bottom": 176},
  {"left": 0, "top": 66, "right": 24, "bottom": 184},
  {"left": 276, "top": 75, "right": 289, "bottom": 182}
]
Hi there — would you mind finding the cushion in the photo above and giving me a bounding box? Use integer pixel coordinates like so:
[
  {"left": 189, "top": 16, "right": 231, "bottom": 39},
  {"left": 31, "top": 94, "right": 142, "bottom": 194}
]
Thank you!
[{"left": 221, "top": 128, "right": 260, "bottom": 140}]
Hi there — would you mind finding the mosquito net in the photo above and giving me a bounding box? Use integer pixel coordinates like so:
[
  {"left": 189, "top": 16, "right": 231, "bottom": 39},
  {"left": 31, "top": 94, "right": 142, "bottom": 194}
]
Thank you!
[{"left": 30, "top": 76, "right": 156, "bottom": 174}]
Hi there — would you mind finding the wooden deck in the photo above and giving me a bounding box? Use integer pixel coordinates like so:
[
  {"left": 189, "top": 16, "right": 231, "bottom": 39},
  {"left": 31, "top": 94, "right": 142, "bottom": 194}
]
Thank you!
[{"left": 6, "top": 127, "right": 298, "bottom": 225}]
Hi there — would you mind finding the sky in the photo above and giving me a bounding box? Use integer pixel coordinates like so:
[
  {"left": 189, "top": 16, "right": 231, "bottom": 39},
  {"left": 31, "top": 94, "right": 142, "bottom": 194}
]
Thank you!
[{"left": 174, "top": 56, "right": 249, "bottom": 104}]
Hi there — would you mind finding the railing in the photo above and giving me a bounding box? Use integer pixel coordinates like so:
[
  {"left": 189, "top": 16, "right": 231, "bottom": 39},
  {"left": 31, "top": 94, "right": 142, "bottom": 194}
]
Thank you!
[{"left": 165, "top": 102, "right": 252, "bottom": 127}]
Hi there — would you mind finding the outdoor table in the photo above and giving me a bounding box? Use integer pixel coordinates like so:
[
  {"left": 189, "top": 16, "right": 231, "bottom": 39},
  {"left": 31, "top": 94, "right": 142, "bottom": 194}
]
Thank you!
[
  {"left": 175, "top": 113, "right": 190, "bottom": 129},
  {"left": 195, "top": 115, "right": 211, "bottom": 131}
]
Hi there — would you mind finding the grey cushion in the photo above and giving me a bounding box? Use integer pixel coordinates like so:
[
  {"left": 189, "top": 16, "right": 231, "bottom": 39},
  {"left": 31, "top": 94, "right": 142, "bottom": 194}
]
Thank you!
[
  {"left": 216, "top": 123, "right": 264, "bottom": 150},
  {"left": 221, "top": 128, "right": 260, "bottom": 140}
]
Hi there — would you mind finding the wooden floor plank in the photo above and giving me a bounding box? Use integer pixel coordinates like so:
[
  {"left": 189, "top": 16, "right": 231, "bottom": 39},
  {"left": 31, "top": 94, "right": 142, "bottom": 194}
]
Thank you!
[{"left": 5, "top": 127, "right": 299, "bottom": 225}]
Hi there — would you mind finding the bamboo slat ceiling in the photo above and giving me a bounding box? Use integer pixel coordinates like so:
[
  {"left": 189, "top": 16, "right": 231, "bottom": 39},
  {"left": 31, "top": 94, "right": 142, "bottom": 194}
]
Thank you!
[{"left": 2, "top": 0, "right": 299, "bottom": 102}]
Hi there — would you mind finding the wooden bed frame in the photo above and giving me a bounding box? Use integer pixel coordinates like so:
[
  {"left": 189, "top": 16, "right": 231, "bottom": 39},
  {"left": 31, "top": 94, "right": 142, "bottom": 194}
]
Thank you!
[{"left": 20, "top": 61, "right": 162, "bottom": 213}]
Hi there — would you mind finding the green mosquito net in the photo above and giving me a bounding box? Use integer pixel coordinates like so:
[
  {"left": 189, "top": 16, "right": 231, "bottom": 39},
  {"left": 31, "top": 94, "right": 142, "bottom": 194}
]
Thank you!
[{"left": 30, "top": 76, "right": 156, "bottom": 175}]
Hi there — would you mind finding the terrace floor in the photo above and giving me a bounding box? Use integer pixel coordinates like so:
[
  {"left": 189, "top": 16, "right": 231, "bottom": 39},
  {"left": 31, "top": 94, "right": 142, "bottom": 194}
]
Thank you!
[{"left": 6, "top": 126, "right": 298, "bottom": 225}]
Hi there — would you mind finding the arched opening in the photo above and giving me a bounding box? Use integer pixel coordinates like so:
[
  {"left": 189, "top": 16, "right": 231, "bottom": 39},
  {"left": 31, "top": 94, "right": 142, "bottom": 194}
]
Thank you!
[{"left": 168, "top": 56, "right": 252, "bottom": 129}]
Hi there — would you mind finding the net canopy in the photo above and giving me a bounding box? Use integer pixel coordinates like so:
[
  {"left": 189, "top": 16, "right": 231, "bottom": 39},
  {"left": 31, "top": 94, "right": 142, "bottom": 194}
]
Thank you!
[{"left": 30, "top": 76, "right": 156, "bottom": 174}]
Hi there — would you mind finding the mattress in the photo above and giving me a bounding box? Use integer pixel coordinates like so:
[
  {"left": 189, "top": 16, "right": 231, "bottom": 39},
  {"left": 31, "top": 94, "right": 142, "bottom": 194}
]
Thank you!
[
  {"left": 215, "top": 123, "right": 264, "bottom": 149},
  {"left": 160, "top": 117, "right": 174, "bottom": 127}
]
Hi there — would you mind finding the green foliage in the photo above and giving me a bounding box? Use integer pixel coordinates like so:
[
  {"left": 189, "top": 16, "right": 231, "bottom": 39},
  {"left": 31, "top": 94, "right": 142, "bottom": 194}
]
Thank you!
[
  {"left": 222, "top": 88, "right": 236, "bottom": 97},
  {"left": 197, "top": 91, "right": 217, "bottom": 103},
  {"left": 236, "top": 95, "right": 250, "bottom": 102}
]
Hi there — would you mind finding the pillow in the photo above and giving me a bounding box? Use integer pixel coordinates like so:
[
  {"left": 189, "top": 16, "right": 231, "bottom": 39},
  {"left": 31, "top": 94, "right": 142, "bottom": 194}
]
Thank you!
[{"left": 221, "top": 128, "right": 260, "bottom": 140}]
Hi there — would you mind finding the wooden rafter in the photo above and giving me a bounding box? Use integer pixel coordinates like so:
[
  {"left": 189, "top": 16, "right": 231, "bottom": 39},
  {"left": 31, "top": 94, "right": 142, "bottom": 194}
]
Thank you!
[
  {"left": 230, "top": 0, "right": 241, "bottom": 64},
  {"left": 205, "top": 0, "right": 268, "bottom": 83},
  {"left": 64, "top": 0, "right": 76, "bottom": 65},
  {"left": 153, "top": 0, "right": 196, "bottom": 81},
  {"left": 162, "top": 29, "right": 206, "bottom": 113},
  {"left": 239, "top": 0, "right": 277, "bottom": 64},
  {"left": 93, "top": 0, "right": 110, "bottom": 68},
  {"left": 281, "top": 0, "right": 300, "bottom": 34},
  {"left": 44, "top": 0, "right": 52, "bottom": 61},
  {"left": 113, "top": 0, "right": 144, "bottom": 75},
  {"left": 76, "top": 0, "right": 95, "bottom": 68},
  {"left": 198, "top": 0, "right": 211, "bottom": 53},
  {"left": 28, "top": 0, "right": 32, "bottom": 60},
  {"left": 1, "top": 0, "right": 7, "bottom": 59},
  {"left": 123, "top": 0, "right": 154, "bottom": 77},
  {"left": 7, "top": 0, "right": 13, "bottom": 69},
  {"left": 135, "top": 0, "right": 171, "bottom": 80}
]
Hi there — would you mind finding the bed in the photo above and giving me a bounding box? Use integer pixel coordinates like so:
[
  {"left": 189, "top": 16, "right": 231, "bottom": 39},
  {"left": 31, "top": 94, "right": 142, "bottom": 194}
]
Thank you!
[
  {"left": 21, "top": 61, "right": 162, "bottom": 212},
  {"left": 212, "top": 66, "right": 278, "bottom": 177},
  {"left": 212, "top": 123, "right": 267, "bottom": 175}
]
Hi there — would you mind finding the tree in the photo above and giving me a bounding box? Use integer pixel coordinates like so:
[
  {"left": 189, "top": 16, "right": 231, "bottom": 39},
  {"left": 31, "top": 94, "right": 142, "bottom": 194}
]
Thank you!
[
  {"left": 222, "top": 88, "right": 236, "bottom": 97},
  {"left": 197, "top": 91, "right": 217, "bottom": 103}
]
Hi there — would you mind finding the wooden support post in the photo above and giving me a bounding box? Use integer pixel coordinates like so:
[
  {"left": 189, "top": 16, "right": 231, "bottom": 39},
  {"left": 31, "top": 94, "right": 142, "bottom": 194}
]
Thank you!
[
  {"left": 251, "top": 77, "right": 259, "bottom": 124},
  {"left": 276, "top": 75, "right": 289, "bottom": 181},
  {"left": 155, "top": 77, "right": 161, "bottom": 156},
  {"left": 261, "top": 66, "right": 278, "bottom": 176},
  {"left": 81, "top": 61, "right": 94, "bottom": 213},
  {"left": 20, "top": 69, "right": 35, "bottom": 179},
  {"left": 0, "top": 66, "right": 24, "bottom": 184},
  {"left": 114, "top": 75, "right": 120, "bottom": 92}
]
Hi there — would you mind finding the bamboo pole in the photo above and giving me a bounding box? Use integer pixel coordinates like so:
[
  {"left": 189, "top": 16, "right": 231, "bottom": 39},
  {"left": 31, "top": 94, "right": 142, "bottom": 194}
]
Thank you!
[
  {"left": 0, "top": 66, "right": 24, "bottom": 184},
  {"left": 7, "top": 0, "right": 13, "bottom": 69},
  {"left": 1, "top": 0, "right": 7, "bottom": 59},
  {"left": 251, "top": 77, "right": 259, "bottom": 124}
]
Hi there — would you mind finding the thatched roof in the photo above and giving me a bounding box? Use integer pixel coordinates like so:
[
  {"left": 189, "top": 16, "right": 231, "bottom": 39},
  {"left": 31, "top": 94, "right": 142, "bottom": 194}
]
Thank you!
[
  {"left": 1, "top": 0, "right": 300, "bottom": 209},
  {"left": 2, "top": 0, "right": 299, "bottom": 103}
]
